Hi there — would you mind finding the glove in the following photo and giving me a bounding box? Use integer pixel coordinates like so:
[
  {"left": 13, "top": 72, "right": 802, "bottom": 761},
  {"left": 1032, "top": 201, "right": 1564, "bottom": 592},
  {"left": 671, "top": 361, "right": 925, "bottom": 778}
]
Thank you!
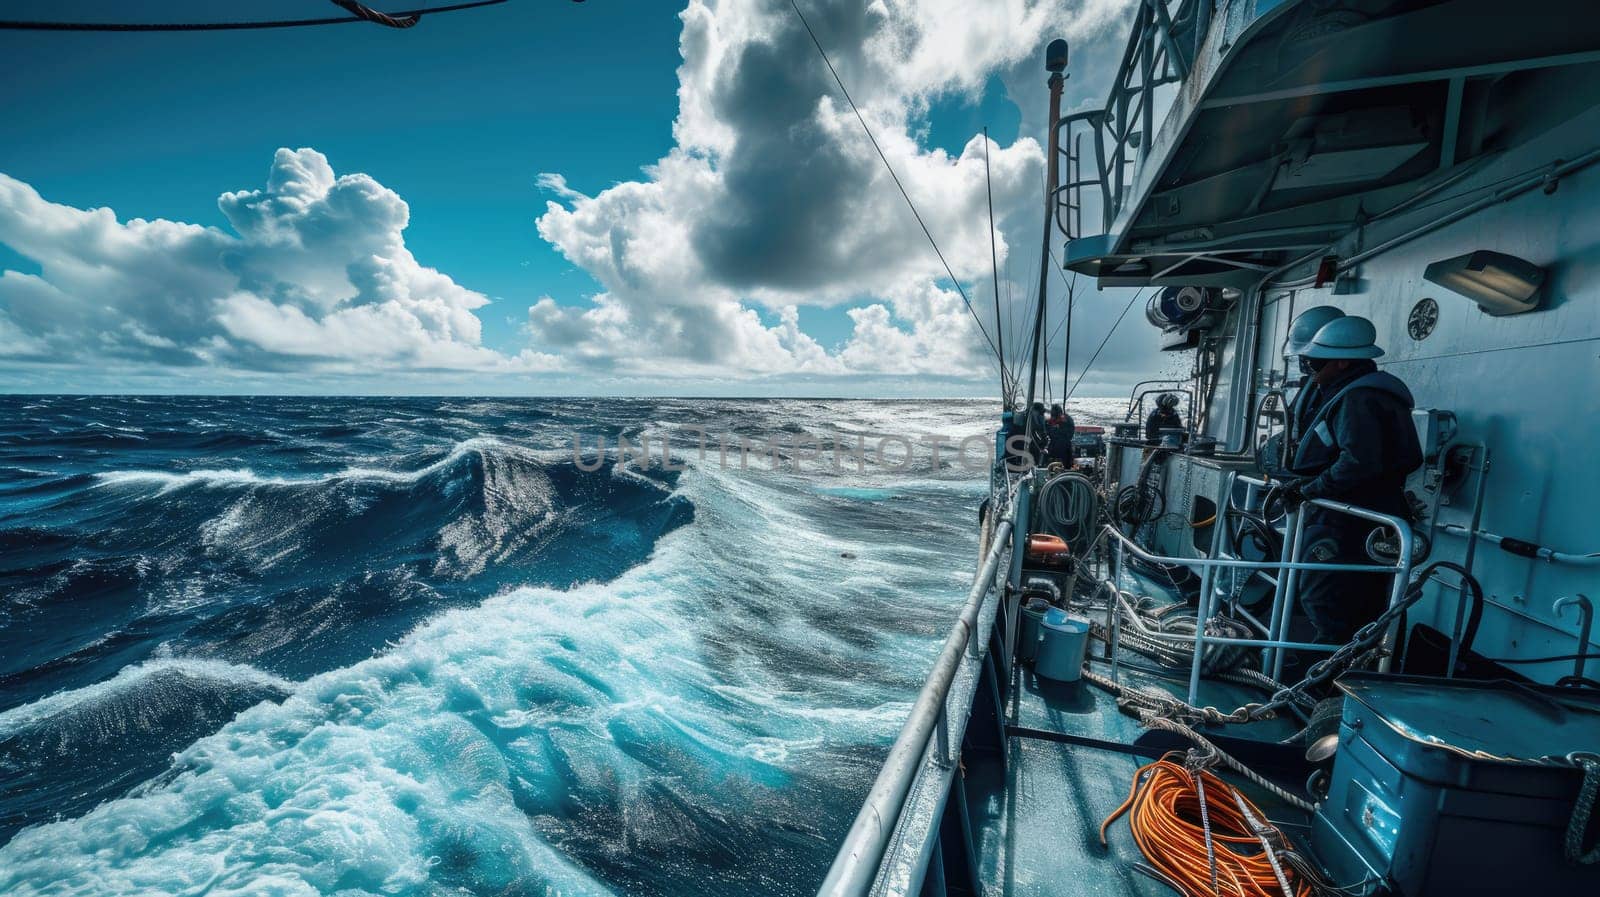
[{"left": 1277, "top": 479, "right": 1307, "bottom": 513}]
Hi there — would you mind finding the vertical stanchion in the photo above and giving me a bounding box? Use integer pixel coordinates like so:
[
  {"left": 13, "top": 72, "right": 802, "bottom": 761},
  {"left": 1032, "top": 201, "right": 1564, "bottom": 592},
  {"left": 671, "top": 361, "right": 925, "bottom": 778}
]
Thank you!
[
  {"left": 1266, "top": 507, "right": 1306, "bottom": 680},
  {"left": 1187, "top": 558, "right": 1214, "bottom": 705}
]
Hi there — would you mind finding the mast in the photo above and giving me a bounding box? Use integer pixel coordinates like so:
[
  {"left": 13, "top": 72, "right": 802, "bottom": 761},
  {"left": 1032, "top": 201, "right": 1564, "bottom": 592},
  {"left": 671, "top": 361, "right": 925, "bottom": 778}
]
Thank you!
[
  {"left": 983, "top": 127, "right": 1009, "bottom": 406},
  {"left": 1024, "top": 40, "right": 1068, "bottom": 448}
]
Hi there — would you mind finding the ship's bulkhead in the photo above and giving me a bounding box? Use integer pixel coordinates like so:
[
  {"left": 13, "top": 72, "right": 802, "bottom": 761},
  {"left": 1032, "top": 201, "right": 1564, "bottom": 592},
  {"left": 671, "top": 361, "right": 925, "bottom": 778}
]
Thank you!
[{"left": 1080, "top": 0, "right": 1600, "bottom": 687}]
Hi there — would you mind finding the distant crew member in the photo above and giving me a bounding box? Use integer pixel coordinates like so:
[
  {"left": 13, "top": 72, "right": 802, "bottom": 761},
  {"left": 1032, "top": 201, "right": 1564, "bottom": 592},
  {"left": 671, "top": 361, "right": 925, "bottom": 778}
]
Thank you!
[
  {"left": 1001, "top": 408, "right": 1029, "bottom": 471},
  {"left": 1144, "top": 393, "right": 1183, "bottom": 444},
  {"left": 1045, "top": 403, "right": 1075, "bottom": 467},
  {"left": 1284, "top": 306, "right": 1346, "bottom": 452},
  {"left": 1028, "top": 401, "right": 1050, "bottom": 462},
  {"left": 1280, "top": 315, "right": 1423, "bottom": 648}
]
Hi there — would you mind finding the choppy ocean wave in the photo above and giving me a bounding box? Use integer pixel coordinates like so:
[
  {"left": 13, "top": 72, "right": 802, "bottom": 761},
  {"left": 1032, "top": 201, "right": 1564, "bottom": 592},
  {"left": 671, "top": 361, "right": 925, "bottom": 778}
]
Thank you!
[{"left": 0, "top": 395, "right": 1115, "bottom": 896}]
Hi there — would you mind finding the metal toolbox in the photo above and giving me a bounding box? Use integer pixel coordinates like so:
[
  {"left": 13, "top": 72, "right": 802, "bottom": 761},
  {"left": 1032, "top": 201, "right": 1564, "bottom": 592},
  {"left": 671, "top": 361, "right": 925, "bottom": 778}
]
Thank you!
[{"left": 1312, "top": 673, "right": 1600, "bottom": 895}]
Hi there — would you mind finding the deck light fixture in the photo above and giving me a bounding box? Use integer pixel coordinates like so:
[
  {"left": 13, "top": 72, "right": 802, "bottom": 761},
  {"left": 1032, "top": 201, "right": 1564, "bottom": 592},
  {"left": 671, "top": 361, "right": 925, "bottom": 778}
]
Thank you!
[{"left": 1423, "top": 250, "right": 1545, "bottom": 316}]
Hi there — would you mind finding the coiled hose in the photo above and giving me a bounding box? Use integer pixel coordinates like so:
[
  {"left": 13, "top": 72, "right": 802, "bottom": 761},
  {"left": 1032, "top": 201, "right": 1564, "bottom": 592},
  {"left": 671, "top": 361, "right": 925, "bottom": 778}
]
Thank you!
[
  {"left": 1100, "top": 757, "right": 1312, "bottom": 897},
  {"left": 1114, "top": 446, "right": 1172, "bottom": 527},
  {"left": 1036, "top": 471, "right": 1100, "bottom": 556}
]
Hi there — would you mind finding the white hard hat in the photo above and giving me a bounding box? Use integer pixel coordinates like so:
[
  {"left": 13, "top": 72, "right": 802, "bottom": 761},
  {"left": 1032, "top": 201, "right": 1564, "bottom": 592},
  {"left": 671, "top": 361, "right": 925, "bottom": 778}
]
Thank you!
[
  {"left": 1302, "top": 315, "right": 1384, "bottom": 359},
  {"left": 1285, "top": 306, "right": 1345, "bottom": 356}
]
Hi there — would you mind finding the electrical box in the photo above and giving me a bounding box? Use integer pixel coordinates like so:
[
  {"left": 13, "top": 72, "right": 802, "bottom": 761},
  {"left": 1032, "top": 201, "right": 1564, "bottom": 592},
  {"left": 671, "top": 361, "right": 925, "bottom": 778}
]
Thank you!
[
  {"left": 1313, "top": 673, "right": 1600, "bottom": 896},
  {"left": 1409, "top": 409, "right": 1455, "bottom": 463}
]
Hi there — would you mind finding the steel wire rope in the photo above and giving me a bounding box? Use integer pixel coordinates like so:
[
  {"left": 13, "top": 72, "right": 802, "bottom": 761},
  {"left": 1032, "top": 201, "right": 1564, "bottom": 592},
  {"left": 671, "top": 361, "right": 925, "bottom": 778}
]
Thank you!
[
  {"left": 1065, "top": 286, "right": 1147, "bottom": 401},
  {"left": 0, "top": 0, "right": 506, "bottom": 31},
  {"left": 789, "top": 0, "right": 1006, "bottom": 381}
]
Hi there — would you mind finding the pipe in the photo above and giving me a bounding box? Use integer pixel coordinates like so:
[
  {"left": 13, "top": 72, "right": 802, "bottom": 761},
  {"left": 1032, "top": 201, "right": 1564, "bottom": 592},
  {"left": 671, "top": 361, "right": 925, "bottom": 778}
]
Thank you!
[
  {"left": 1437, "top": 523, "right": 1600, "bottom": 566},
  {"left": 1446, "top": 446, "right": 1490, "bottom": 677},
  {"left": 816, "top": 499, "right": 1016, "bottom": 897},
  {"left": 1554, "top": 595, "right": 1594, "bottom": 681}
]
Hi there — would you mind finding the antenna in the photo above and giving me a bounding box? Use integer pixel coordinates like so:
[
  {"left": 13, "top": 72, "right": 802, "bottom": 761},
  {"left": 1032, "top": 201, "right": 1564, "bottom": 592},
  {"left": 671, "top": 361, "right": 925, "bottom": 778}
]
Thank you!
[{"left": 1045, "top": 39, "right": 1070, "bottom": 74}]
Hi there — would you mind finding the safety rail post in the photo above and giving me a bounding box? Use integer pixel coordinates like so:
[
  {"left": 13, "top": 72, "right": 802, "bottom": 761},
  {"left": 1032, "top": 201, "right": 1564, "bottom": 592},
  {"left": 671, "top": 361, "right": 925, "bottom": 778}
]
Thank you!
[
  {"left": 815, "top": 492, "right": 1018, "bottom": 897},
  {"left": 1227, "top": 476, "right": 1415, "bottom": 681},
  {"left": 1265, "top": 507, "right": 1307, "bottom": 680},
  {"left": 1186, "top": 471, "right": 1234, "bottom": 703}
]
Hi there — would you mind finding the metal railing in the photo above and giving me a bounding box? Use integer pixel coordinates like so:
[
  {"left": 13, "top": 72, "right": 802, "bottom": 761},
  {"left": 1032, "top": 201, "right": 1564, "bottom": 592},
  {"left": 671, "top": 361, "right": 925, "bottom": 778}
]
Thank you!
[
  {"left": 1102, "top": 472, "right": 1414, "bottom": 703},
  {"left": 1124, "top": 380, "right": 1197, "bottom": 435},
  {"left": 1053, "top": 0, "right": 1205, "bottom": 240},
  {"left": 816, "top": 489, "right": 1017, "bottom": 897}
]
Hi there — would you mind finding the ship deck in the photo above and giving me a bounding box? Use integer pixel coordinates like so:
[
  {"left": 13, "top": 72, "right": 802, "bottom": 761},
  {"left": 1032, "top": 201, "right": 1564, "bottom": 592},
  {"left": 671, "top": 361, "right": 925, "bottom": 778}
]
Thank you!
[{"left": 964, "top": 641, "right": 1313, "bottom": 896}]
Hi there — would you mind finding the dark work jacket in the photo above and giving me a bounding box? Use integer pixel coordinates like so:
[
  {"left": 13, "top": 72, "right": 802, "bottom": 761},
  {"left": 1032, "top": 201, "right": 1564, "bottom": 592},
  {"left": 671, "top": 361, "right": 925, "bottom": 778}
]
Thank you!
[
  {"left": 1287, "top": 379, "right": 1324, "bottom": 448},
  {"left": 1045, "top": 415, "right": 1075, "bottom": 464},
  {"left": 1028, "top": 409, "right": 1049, "bottom": 459},
  {"left": 1293, "top": 361, "right": 1422, "bottom": 523},
  {"left": 1144, "top": 408, "right": 1182, "bottom": 444}
]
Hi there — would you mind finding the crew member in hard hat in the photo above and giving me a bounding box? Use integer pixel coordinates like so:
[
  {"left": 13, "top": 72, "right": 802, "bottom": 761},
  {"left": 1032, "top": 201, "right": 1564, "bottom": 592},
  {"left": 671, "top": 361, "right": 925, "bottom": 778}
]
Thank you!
[
  {"left": 1281, "top": 314, "right": 1423, "bottom": 649},
  {"left": 1284, "top": 306, "right": 1345, "bottom": 449},
  {"left": 1045, "top": 403, "right": 1075, "bottom": 467},
  {"left": 1144, "top": 393, "right": 1183, "bottom": 444},
  {"left": 1028, "top": 401, "right": 1050, "bottom": 462}
]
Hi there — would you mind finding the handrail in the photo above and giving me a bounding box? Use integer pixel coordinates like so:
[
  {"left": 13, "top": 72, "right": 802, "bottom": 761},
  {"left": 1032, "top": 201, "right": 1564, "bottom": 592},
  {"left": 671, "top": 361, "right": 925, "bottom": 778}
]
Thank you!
[
  {"left": 1102, "top": 523, "right": 1400, "bottom": 574},
  {"left": 816, "top": 492, "right": 1017, "bottom": 897},
  {"left": 1052, "top": 0, "right": 1195, "bottom": 242},
  {"left": 1105, "top": 473, "right": 1415, "bottom": 700}
]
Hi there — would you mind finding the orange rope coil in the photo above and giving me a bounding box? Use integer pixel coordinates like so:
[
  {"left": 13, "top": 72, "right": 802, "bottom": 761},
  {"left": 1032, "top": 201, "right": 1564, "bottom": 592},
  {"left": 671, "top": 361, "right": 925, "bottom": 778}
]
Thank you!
[{"left": 1100, "top": 756, "right": 1309, "bottom": 897}]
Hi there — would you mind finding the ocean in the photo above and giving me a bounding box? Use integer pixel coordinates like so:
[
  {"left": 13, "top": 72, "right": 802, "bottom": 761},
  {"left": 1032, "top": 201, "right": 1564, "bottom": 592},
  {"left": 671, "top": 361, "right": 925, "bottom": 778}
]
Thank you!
[{"left": 0, "top": 395, "right": 1120, "bottom": 896}]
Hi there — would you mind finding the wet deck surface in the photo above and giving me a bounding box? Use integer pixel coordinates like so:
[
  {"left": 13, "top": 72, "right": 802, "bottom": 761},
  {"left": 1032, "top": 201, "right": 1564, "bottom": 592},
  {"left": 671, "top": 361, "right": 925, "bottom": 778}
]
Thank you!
[{"left": 965, "top": 651, "right": 1315, "bottom": 897}]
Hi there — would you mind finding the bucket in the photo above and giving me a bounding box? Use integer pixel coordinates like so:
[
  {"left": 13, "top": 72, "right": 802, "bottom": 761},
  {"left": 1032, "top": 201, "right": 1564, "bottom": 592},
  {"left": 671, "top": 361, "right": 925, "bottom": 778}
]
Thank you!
[
  {"left": 1036, "top": 608, "right": 1090, "bottom": 682},
  {"left": 1018, "top": 598, "right": 1050, "bottom": 664}
]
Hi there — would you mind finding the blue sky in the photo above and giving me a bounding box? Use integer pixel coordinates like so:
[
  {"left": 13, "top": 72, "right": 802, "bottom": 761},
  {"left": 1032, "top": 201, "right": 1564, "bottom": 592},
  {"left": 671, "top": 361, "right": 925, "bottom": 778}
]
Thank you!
[
  {"left": 0, "top": 1, "right": 684, "bottom": 356},
  {"left": 0, "top": 1, "right": 1148, "bottom": 395}
]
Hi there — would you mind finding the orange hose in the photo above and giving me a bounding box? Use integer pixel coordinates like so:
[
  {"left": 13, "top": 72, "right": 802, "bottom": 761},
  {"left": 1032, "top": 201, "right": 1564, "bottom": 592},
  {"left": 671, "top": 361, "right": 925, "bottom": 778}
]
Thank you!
[{"left": 1100, "top": 756, "right": 1308, "bottom": 896}]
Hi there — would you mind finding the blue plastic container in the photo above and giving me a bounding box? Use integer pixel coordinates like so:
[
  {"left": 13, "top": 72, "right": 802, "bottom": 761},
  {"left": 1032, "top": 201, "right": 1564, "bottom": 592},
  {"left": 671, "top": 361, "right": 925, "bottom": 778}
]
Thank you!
[
  {"left": 1018, "top": 599, "right": 1049, "bottom": 664},
  {"left": 1035, "top": 609, "right": 1089, "bottom": 682}
]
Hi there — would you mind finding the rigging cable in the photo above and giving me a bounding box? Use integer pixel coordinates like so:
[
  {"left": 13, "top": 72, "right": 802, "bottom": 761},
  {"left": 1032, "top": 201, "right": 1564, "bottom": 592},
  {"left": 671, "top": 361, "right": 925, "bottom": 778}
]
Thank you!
[
  {"left": 1065, "top": 287, "right": 1148, "bottom": 401},
  {"left": 1006, "top": 246, "right": 1039, "bottom": 395},
  {"left": 1058, "top": 261, "right": 1077, "bottom": 404},
  {"left": 0, "top": 1, "right": 507, "bottom": 31},
  {"left": 983, "top": 127, "right": 1012, "bottom": 404},
  {"left": 328, "top": 0, "right": 421, "bottom": 28},
  {"left": 1003, "top": 239, "right": 1016, "bottom": 397},
  {"left": 1041, "top": 266, "right": 1076, "bottom": 358},
  {"left": 788, "top": 0, "right": 1005, "bottom": 376}
]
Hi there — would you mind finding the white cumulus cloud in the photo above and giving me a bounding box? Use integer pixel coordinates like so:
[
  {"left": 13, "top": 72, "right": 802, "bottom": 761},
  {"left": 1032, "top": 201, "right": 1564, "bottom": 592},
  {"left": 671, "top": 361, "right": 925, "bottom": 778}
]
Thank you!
[
  {"left": 0, "top": 148, "right": 558, "bottom": 377},
  {"left": 529, "top": 0, "right": 1133, "bottom": 381},
  {"left": 0, "top": 0, "right": 1146, "bottom": 392}
]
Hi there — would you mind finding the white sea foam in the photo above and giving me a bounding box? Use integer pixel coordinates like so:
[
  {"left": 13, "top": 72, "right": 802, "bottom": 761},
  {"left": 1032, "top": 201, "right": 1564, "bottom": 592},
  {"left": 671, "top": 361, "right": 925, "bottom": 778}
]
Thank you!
[
  {"left": 2, "top": 400, "right": 988, "bottom": 896},
  {"left": 92, "top": 437, "right": 520, "bottom": 493},
  {"left": 0, "top": 457, "right": 951, "bottom": 896},
  {"left": 0, "top": 658, "right": 294, "bottom": 736}
]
